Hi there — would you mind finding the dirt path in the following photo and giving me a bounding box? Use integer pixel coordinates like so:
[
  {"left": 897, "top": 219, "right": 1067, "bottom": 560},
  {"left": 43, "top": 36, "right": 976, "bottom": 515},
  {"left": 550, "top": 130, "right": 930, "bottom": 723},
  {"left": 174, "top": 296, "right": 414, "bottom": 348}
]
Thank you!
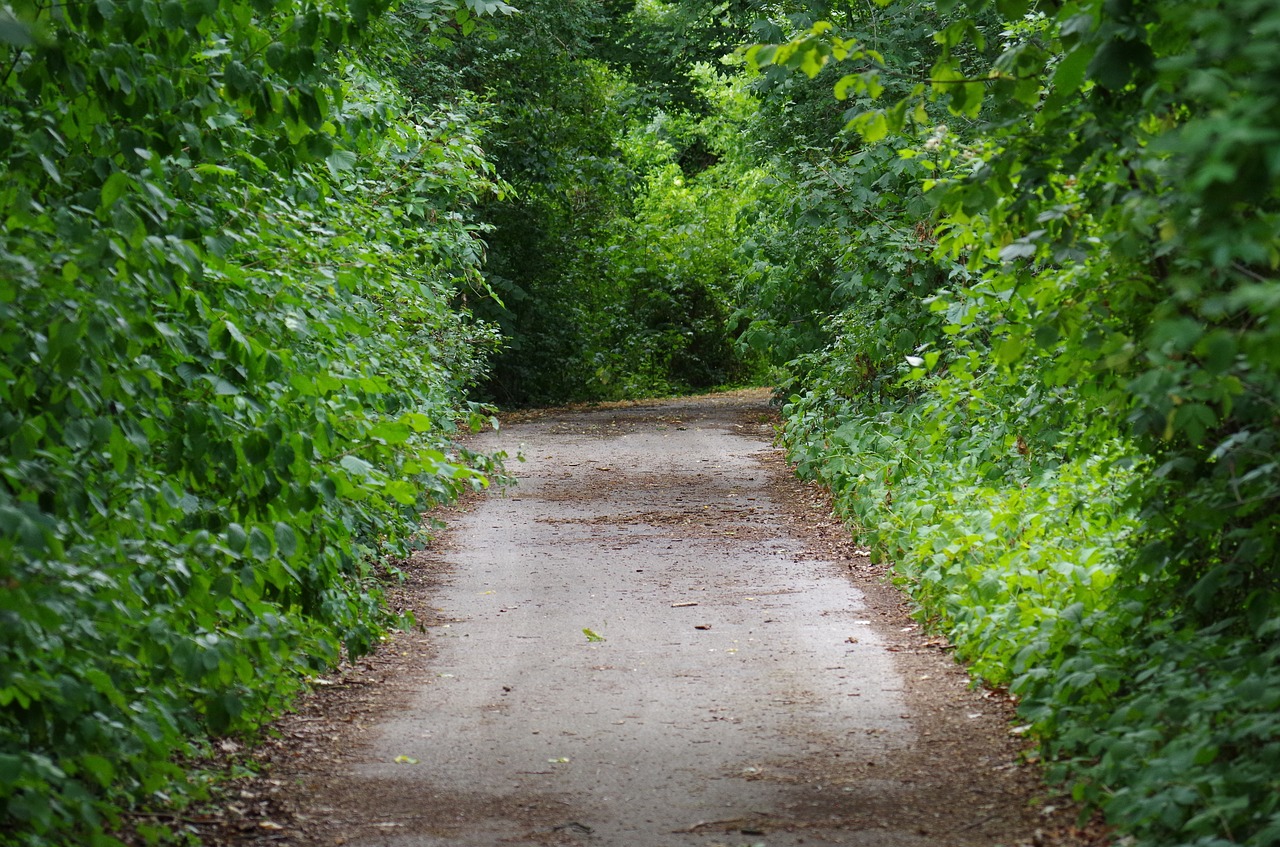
[{"left": 224, "top": 391, "right": 1103, "bottom": 847}]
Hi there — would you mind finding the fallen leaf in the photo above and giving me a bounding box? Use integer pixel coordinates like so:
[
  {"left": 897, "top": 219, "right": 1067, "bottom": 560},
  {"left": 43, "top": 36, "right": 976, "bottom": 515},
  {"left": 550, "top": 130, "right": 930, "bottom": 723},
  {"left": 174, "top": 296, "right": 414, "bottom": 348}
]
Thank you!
[
  {"left": 582, "top": 628, "right": 605, "bottom": 642},
  {"left": 394, "top": 755, "right": 420, "bottom": 764},
  {"left": 695, "top": 624, "right": 712, "bottom": 631},
  {"left": 548, "top": 757, "right": 570, "bottom": 763}
]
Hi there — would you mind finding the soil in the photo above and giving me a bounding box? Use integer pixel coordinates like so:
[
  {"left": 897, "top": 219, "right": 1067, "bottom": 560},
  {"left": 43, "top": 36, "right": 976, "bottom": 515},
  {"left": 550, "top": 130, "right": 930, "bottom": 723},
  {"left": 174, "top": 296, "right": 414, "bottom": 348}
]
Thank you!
[{"left": 184, "top": 390, "right": 1110, "bottom": 847}]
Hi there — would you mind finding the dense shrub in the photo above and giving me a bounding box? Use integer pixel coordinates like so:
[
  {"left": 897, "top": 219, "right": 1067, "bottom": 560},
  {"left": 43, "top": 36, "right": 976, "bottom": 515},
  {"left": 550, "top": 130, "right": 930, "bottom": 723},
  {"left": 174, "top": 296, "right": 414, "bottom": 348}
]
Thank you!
[
  {"left": 753, "top": 1, "right": 1280, "bottom": 845},
  {"left": 0, "top": 2, "right": 503, "bottom": 842},
  {"left": 436, "top": 0, "right": 769, "bottom": 405}
]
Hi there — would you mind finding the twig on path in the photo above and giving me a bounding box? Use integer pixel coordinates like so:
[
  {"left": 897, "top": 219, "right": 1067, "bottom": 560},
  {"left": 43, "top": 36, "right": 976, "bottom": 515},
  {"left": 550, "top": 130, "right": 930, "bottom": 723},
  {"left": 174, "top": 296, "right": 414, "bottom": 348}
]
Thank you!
[
  {"left": 961, "top": 811, "right": 1003, "bottom": 831},
  {"left": 673, "top": 813, "right": 774, "bottom": 834}
]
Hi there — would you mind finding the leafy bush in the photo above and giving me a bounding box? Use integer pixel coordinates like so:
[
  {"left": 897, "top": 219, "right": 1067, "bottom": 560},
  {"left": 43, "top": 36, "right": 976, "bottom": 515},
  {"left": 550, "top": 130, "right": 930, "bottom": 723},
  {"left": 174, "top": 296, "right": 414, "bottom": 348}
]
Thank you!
[
  {"left": 435, "top": 0, "right": 769, "bottom": 405},
  {"left": 781, "top": 363, "right": 1280, "bottom": 846},
  {"left": 782, "top": 353, "right": 1138, "bottom": 687},
  {"left": 1, "top": 2, "right": 502, "bottom": 842},
  {"left": 591, "top": 150, "right": 764, "bottom": 398},
  {"left": 755, "top": 1, "right": 1280, "bottom": 845}
]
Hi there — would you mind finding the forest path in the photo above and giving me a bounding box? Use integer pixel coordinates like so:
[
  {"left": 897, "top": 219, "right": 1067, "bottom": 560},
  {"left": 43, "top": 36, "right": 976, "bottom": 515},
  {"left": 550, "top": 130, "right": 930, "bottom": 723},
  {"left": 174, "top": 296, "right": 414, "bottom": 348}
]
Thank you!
[{"left": 259, "top": 390, "right": 1089, "bottom": 847}]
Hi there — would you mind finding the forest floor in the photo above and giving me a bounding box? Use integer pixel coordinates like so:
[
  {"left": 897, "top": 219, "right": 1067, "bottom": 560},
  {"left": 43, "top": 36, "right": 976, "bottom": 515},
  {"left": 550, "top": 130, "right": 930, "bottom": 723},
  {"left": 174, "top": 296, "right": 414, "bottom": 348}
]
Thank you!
[{"left": 193, "top": 389, "right": 1111, "bottom": 847}]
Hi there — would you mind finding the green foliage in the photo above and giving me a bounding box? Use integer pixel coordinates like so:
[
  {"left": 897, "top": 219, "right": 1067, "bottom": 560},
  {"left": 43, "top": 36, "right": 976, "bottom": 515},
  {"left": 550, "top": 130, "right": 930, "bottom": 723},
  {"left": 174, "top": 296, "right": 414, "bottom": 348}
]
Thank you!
[
  {"left": 733, "top": 143, "right": 945, "bottom": 372},
  {"left": 753, "top": 1, "right": 1280, "bottom": 845},
  {"left": 9, "top": 0, "right": 1277, "bottom": 843},
  {"left": 1, "top": 1, "right": 503, "bottom": 842},
  {"left": 602, "top": 0, "right": 762, "bottom": 112},
  {"left": 782, "top": 355, "right": 1138, "bottom": 686},
  {"left": 591, "top": 157, "right": 758, "bottom": 397},
  {"left": 425, "top": 0, "right": 766, "bottom": 405}
]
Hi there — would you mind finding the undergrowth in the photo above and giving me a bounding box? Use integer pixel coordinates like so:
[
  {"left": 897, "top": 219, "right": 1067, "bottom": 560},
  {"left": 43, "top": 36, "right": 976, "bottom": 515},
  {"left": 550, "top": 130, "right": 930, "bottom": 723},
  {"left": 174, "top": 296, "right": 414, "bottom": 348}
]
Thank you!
[{"left": 779, "top": 353, "right": 1280, "bottom": 847}]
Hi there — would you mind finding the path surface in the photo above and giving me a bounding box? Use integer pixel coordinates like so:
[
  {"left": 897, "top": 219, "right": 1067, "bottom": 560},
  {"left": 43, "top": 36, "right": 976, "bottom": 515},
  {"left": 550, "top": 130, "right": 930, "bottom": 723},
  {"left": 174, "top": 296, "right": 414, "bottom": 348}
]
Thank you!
[{"left": 262, "top": 392, "right": 1094, "bottom": 847}]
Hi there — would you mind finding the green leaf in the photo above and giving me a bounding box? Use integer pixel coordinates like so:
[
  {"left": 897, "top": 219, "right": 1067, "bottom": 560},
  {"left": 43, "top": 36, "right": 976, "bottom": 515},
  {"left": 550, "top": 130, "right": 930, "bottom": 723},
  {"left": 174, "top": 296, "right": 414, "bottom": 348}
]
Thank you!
[
  {"left": 273, "top": 522, "right": 297, "bottom": 559},
  {"left": 326, "top": 149, "right": 358, "bottom": 179},
  {"left": 227, "top": 523, "right": 248, "bottom": 554},
  {"left": 340, "top": 455, "right": 374, "bottom": 476},
  {"left": 995, "top": 335, "right": 1026, "bottom": 366},
  {"left": 370, "top": 419, "right": 412, "bottom": 445},
  {"left": 385, "top": 480, "right": 418, "bottom": 505},
  {"left": 466, "top": 0, "right": 518, "bottom": 14},
  {"left": 949, "top": 80, "right": 985, "bottom": 117},
  {"left": 99, "top": 172, "right": 132, "bottom": 212},
  {"left": 0, "top": 13, "right": 36, "bottom": 46},
  {"left": 746, "top": 44, "right": 776, "bottom": 69},
  {"left": 205, "top": 375, "right": 241, "bottom": 396},
  {"left": 1087, "top": 38, "right": 1152, "bottom": 91},
  {"left": 403, "top": 412, "right": 434, "bottom": 432},
  {"left": 834, "top": 74, "right": 861, "bottom": 101},
  {"left": 0, "top": 754, "right": 22, "bottom": 783},
  {"left": 248, "top": 527, "right": 272, "bottom": 560},
  {"left": 1052, "top": 45, "right": 1094, "bottom": 97},
  {"left": 849, "top": 110, "right": 889, "bottom": 143},
  {"left": 78, "top": 755, "right": 116, "bottom": 788},
  {"left": 996, "top": 0, "right": 1028, "bottom": 18}
]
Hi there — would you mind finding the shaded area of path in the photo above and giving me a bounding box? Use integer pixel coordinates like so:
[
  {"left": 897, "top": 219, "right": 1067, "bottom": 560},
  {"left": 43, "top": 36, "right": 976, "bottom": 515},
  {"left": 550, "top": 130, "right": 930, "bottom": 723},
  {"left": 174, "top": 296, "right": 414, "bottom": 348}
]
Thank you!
[{"left": 258, "top": 391, "right": 1100, "bottom": 847}]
